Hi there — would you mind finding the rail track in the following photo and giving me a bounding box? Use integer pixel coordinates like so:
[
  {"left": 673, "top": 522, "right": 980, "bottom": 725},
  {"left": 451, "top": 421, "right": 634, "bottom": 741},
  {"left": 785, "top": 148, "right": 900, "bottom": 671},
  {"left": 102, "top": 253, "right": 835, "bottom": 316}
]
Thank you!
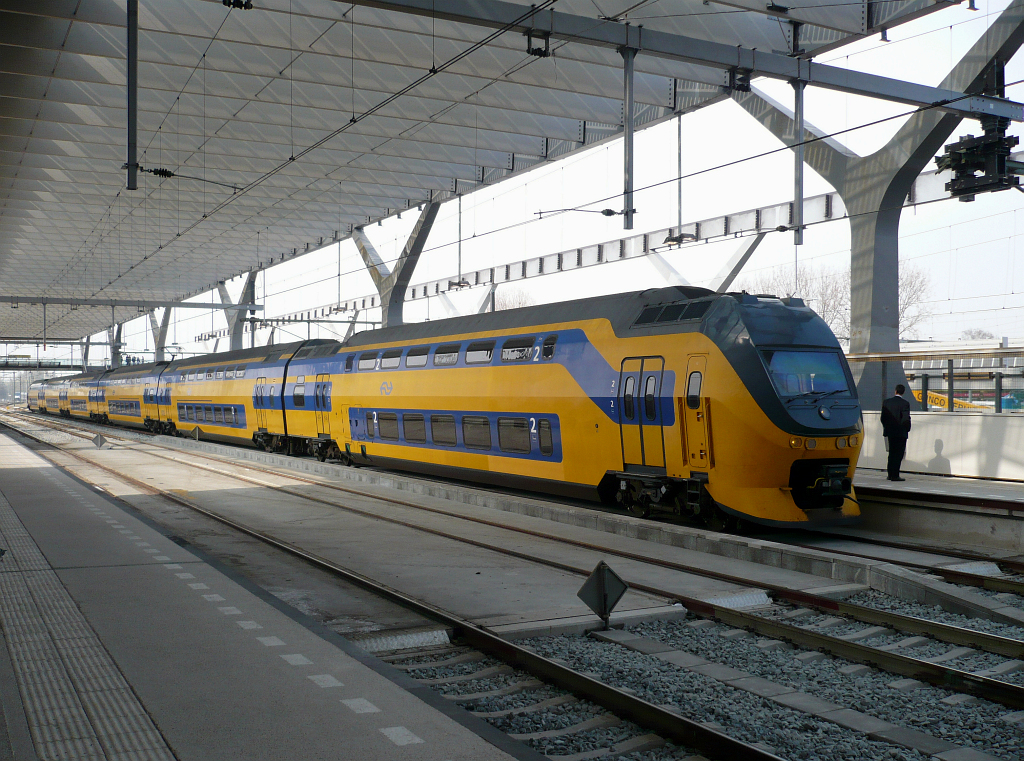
[{"left": 6, "top": 412, "right": 1024, "bottom": 707}]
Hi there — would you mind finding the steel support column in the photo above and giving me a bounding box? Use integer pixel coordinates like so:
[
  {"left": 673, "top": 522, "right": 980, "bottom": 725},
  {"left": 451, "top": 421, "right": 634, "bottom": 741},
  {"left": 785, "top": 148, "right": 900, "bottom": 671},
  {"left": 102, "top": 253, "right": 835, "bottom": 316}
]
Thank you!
[
  {"left": 731, "top": 0, "right": 1024, "bottom": 407},
  {"left": 792, "top": 80, "right": 805, "bottom": 248},
  {"left": 110, "top": 325, "right": 123, "bottom": 369},
  {"left": 148, "top": 309, "right": 171, "bottom": 362},
  {"left": 353, "top": 201, "right": 440, "bottom": 327},
  {"left": 621, "top": 46, "right": 637, "bottom": 230},
  {"left": 217, "top": 272, "right": 257, "bottom": 352},
  {"left": 126, "top": 0, "right": 138, "bottom": 190}
]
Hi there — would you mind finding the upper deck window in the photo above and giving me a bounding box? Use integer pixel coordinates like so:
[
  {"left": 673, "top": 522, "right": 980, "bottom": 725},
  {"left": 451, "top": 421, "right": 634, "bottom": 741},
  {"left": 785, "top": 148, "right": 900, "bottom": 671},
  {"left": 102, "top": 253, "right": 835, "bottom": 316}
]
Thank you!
[
  {"left": 380, "top": 350, "right": 403, "bottom": 370},
  {"left": 501, "top": 337, "right": 534, "bottom": 362},
  {"left": 358, "top": 352, "right": 378, "bottom": 371},
  {"left": 682, "top": 300, "right": 712, "bottom": 320},
  {"left": 433, "top": 344, "right": 460, "bottom": 367},
  {"left": 465, "top": 341, "right": 494, "bottom": 364},
  {"left": 763, "top": 351, "right": 851, "bottom": 398},
  {"left": 542, "top": 335, "right": 557, "bottom": 360},
  {"left": 405, "top": 347, "right": 429, "bottom": 368}
]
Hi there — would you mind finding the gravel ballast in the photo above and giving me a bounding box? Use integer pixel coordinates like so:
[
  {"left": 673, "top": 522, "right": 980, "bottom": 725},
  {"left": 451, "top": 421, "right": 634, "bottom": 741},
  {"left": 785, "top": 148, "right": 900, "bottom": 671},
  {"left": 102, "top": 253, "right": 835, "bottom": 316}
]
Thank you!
[{"left": 527, "top": 631, "right": 932, "bottom": 761}]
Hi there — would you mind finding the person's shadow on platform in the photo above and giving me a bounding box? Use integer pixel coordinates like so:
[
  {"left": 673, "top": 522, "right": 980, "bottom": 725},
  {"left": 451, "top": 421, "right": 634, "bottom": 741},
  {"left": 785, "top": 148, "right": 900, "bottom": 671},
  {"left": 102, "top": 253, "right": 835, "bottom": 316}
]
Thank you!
[{"left": 928, "top": 439, "right": 952, "bottom": 475}]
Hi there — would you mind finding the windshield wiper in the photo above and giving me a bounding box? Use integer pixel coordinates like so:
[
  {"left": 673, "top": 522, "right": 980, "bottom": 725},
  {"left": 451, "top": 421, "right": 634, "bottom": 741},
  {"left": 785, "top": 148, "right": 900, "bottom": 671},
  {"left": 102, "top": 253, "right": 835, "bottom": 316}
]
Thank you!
[{"left": 785, "top": 389, "right": 845, "bottom": 405}]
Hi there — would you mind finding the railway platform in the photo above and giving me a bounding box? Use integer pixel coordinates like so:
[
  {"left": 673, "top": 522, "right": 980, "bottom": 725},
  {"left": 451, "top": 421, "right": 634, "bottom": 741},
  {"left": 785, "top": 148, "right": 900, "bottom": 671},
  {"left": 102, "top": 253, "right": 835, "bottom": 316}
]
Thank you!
[
  {"left": 0, "top": 433, "right": 529, "bottom": 761},
  {"left": 852, "top": 468, "right": 1024, "bottom": 556}
]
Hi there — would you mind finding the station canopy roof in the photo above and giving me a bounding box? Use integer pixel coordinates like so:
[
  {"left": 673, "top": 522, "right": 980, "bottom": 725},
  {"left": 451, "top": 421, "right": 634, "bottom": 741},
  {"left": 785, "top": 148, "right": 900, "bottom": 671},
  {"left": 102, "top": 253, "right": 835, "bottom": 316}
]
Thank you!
[{"left": 1, "top": 0, "right": 964, "bottom": 341}]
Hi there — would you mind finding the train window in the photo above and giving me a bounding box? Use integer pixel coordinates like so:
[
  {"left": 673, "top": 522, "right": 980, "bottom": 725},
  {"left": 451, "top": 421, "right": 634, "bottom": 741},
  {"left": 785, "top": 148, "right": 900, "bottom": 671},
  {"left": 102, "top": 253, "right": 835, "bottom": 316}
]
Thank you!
[
  {"left": 644, "top": 376, "right": 658, "bottom": 421},
  {"left": 225, "top": 367, "right": 235, "bottom": 379},
  {"left": 433, "top": 344, "right": 460, "bottom": 366},
  {"left": 214, "top": 407, "right": 224, "bottom": 423},
  {"left": 682, "top": 300, "right": 712, "bottom": 321},
  {"left": 634, "top": 306, "right": 662, "bottom": 325},
  {"left": 658, "top": 303, "right": 687, "bottom": 322},
  {"left": 465, "top": 341, "right": 495, "bottom": 364},
  {"left": 186, "top": 405, "right": 194, "bottom": 421},
  {"left": 378, "top": 412, "right": 399, "bottom": 441},
  {"left": 542, "top": 336, "right": 557, "bottom": 360},
  {"left": 358, "top": 352, "right": 379, "bottom": 371},
  {"left": 501, "top": 337, "right": 535, "bottom": 362},
  {"left": 224, "top": 407, "right": 234, "bottom": 424},
  {"left": 205, "top": 406, "right": 213, "bottom": 420},
  {"left": 497, "top": 417, "right": 531, "bottom": 453},
  {"left": 293, "top": 382, "right": 305, "bottom": 408},
  {"left": 365, "top": 412, "right": 375, "bottom": 438},
  {"left": 686, "top": 372, "right": 702, "bottom": 409},
  {"left": 237, "top": 365, "right": 247, "bottom": 377},
  {"left": 623, "top": 376, "right": 636, "bottom": 420},
  {"left": 381, "top": 350, "right": 403, "bottom": 370},
  {"left": 344, "top": 354, "right": 354, "bottom": 372},
  {"left": 430, "top": 415, "right": 457, "bottom": 446},
  {"left": 538, "top": 419, "right": 553, "bottom": 456},
  {"left": 462, "top": 416, "right": 491, "bottom": 450},
  {"left": 206, "top": 369, "right": 215, "bottom": 380},
  {"left": 405, "top": 347, "right": 429, "bottom": 368},
  {"left": 188, "top": 372, "right": 195, "bottom": 381},
  {"left": 403, "top": 413, "right": 426, "bottom": 444},
  {"left": 215, "top": 368, "right": 224, "bottom": 379}
]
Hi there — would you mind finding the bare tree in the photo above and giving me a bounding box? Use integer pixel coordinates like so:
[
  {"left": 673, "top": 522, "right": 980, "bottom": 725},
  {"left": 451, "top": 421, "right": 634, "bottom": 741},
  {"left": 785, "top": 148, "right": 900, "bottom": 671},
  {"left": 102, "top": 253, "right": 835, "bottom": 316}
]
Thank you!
[
  {"left": 961, "top": 328, "right": 995, "bottom": 340},
  {"left": 738, "top": 262, "right": 931, "bottom": 340},
  {"left": 494, "top": 286, "right": 534, "bottom": 311},
  {"left": 897, "top": 265, "right": 931, "bottom": 339}
]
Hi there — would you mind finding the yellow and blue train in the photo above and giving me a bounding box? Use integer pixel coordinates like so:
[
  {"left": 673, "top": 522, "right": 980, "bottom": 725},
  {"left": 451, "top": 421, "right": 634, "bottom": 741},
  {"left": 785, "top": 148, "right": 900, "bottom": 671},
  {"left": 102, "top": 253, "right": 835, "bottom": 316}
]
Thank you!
[{"left": 28, "top": 286, "right": 863, "bottom": 528}]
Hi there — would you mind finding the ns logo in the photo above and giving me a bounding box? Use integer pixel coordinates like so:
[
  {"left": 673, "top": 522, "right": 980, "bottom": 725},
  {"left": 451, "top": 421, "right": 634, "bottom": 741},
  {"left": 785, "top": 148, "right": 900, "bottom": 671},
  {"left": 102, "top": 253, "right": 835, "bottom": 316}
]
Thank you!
[{"left": 380, "top": 381, "right": 393, "bottom": 396}]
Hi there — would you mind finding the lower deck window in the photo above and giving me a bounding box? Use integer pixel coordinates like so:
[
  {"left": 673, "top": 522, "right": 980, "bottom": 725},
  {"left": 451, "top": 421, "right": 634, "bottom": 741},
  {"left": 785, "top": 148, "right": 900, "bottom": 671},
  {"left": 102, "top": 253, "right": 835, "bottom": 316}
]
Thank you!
[
  {"left": 214, "top": 407, "right": 224, "bottom": 423},
  {"left": 403, "top": 414, "right": 426, "bottom": 444},
  {"left": 431, "top": 415, "right": 457, "bottom": 446},
  {"left": 378, "top": 412, "right": 399, "bottom": 441},
  {"left": 205, "top": 406, "right": 213, "bottom": 421},
  {"left": 178, "top": 404, "right": 185, "bottom": 419},
  {"left": 187, "top": 406, "right": 195, "bottom": 421},
  {"left": 497, "top": 417, "right": 531, "bottom": 453},
  {"left": 462, "top": 416, "right": 491, "bottom": 450},
  {"left": 538, "top": 419, "right": 553, "bottom": 456},
  {"left": 365, "top": 412, "right": 375, "bottom": 437},
  {"left": 224, "top": 407, "right": 234, "bottom": 424}
]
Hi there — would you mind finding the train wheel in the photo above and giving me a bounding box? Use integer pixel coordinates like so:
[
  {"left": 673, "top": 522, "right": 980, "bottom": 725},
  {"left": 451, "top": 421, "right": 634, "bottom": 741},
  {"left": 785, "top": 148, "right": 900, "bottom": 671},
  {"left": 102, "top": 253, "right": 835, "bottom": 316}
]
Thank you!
[
  {"left": 703, "top": 507, "right": 728, "bottom": 533},
  {"left": 627, "top": 499, "right": 651, "bottom": 519}
]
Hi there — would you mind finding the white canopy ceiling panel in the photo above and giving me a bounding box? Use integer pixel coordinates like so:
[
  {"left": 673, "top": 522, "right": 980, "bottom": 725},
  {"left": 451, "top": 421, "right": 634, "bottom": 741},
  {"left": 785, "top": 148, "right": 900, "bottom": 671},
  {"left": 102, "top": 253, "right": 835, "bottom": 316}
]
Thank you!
[{"left": 0, "top": 0, "right": 967, "bottom": 340}]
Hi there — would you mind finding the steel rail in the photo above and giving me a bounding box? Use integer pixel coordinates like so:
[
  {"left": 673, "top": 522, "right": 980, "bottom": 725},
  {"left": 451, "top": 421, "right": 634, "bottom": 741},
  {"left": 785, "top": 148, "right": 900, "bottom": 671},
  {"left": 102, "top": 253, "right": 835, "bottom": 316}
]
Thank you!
[
  {"left": 0, "top": 416, "right": 783, "bottom": 761},
  {"left": 6, "top": 413, "right": 1024, "bottom": 710}
]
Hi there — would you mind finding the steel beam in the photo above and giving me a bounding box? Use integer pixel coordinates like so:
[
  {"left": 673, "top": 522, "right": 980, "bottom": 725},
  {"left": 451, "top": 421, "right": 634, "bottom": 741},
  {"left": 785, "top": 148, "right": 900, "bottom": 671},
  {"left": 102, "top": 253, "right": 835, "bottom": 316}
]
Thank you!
[
  {"left": 348, "top": 0, "right": 1023, "bottom": 121},
  {"left": 126, "top": 0, "right": 137, "bottom": 190},
  {"left": 0, "top": 296, "right": 262, "bottom": 311},
  {"left": 792, "top": 80, "right": 805, "bottom": 247},
  {"left": 712, "top": 233, "right": 768, "bottom": 293},
  {"left": 622, "top": 46, "right": 636, "bottom": 230}
]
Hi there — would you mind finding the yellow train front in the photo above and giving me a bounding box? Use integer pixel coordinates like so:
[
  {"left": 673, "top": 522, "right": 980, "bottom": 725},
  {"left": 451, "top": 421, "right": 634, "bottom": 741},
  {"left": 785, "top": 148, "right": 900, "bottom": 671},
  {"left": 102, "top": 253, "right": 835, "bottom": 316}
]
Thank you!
[{"left": 313, "top": 286, "right": 861, "bottom": 529}]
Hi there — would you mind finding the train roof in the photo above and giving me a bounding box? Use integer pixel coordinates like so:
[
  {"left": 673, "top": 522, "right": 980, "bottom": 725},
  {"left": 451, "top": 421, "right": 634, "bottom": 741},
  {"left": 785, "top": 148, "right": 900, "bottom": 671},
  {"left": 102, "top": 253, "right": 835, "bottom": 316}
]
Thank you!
[{"left": 341, "top": 286, "right": 840, "bottom": 351}]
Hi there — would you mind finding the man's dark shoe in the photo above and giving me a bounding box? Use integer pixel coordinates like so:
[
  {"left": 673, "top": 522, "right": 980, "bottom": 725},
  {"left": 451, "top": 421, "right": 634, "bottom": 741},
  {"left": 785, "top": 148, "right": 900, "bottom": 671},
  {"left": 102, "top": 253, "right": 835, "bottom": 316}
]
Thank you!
[{"left": 889, "top": 477, "right": 906, "bottom": 481}]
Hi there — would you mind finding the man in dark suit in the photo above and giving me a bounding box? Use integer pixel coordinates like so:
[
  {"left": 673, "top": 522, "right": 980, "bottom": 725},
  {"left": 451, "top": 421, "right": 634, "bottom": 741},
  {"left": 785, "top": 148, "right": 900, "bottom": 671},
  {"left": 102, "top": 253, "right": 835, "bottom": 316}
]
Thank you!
[{"left": 881, "top": 384, "right": 912, "bottom": 481}]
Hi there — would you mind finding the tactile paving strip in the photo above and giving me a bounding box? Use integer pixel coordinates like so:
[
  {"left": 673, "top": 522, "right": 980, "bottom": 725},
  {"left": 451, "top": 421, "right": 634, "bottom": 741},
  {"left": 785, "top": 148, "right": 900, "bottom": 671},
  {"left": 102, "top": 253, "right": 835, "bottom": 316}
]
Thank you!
[{"left": 0, "top": 463, "right": 177, "bottom": 760}]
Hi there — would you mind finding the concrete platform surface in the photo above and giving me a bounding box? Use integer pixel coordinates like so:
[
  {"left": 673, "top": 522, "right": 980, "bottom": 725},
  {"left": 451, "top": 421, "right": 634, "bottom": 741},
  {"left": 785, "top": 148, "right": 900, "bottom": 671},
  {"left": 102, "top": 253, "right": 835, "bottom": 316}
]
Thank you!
[
  {"left": 0, "top": 433, "right": 524, "bottom": 761},
  {"left": 855, "top": 468, "right": 1024, "bottom": 511}
]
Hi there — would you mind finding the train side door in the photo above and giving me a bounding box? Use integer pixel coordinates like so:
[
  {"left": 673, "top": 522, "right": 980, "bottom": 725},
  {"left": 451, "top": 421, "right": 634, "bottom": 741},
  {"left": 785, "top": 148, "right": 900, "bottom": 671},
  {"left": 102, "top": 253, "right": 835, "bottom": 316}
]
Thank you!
[
  {"left": 640, "top": 358, "right": 666, "bottom": 469},
  {"left": 142, "top": 385, "right": 157, "bottom": 421},
  {"left": 618, "top": 359, "right": 644, "bottom": 468},
  {"left": 315, "top": 373, "right": 331, "bottom": 437},
  {"left": 254, "top": 376, "right": 268, "bottom": 430},
  {"left": 684, "top": 356, "right": 709, "bottom": 470}
]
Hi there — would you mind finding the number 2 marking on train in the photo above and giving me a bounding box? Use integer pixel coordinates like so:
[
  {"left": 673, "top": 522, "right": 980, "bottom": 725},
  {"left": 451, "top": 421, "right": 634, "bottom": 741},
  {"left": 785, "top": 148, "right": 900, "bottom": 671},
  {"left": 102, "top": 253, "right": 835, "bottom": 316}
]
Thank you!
[
  {"left": 530, "top": 417, "right": 536, "bottom": 434},
  {"left": 373, "top": 411, "right": 378, "bottom": 425},
  {"left": 532, "top": 346, "right": 540, "bottom": 362}
]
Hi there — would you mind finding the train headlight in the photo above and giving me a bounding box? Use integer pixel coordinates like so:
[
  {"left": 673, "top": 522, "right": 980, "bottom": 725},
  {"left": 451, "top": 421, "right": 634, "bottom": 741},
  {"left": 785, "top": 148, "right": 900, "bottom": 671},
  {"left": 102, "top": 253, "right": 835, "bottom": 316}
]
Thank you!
[
  {"left": 835, "top": 437, "right": 847, "bottom": 449},
  {"left": 789, "top": 437, "right": 803, "bottom": 448},
  {"left": 849, "top": 435, "right": 860, "bottom": 447},
  {"left": 805, "top": 439, "right": 817, "bottom": 450}
]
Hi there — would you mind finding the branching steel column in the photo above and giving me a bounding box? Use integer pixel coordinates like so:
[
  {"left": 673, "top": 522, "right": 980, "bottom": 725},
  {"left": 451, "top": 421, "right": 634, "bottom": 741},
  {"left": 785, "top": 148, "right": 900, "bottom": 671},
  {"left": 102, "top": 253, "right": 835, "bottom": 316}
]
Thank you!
[
  {"left": 793, "top": 79, "right": 805, "bottom": 248},
  {"left": 148, "top": 309, "right": 172, "bottom": 362},
  {"left": 621, "top": 46, "right": 637, "bottom": 230},
  {"left": 126, "top": 0, "right": 138, "bottom": 190},
  {"left": 353, "top": 201, "right": 440, "bottom": 327}
]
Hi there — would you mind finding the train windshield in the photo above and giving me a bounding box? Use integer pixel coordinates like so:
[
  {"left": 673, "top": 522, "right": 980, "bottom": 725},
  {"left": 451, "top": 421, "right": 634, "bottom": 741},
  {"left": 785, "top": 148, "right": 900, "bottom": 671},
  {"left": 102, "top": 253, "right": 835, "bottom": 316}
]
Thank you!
[{"left": 763, "top": 350, "right": 850, "bottom": 398}]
